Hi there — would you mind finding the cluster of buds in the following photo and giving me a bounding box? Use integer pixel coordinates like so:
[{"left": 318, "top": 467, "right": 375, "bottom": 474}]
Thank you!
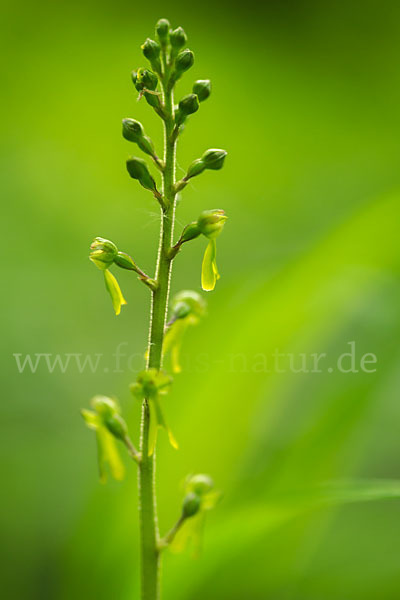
[{"left": 89, "top": 237, "right": 156, "bottom": 315}]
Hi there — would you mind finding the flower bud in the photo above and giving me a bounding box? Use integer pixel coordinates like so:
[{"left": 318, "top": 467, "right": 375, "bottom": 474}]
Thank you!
[
  {"left": 137, "top": 68, "right": 158, "bottom": 91},
  {"left": 186, "top": 473, "right": 214, "bottom": 495},
  {"left": 91, "top": 395, "right": 119, "bottom": 419},
  {"left": 170, "top": 26, "right": 187, "bottom": 51},
  {"left": 122, "top": 119, "right": 155, "bottom": 157},
  {"left": 156, "top": 18, "right": 170, "bottom": 47},
  {"left": 192, "top": 79, "right": 211, "bottom": 102},
  {"left": 175, "top": 93, "right": 200, "bottom": 126},
  {"left": 114, "top": 251, "right": 137, "bottom": 272},
  {"left": 197, "top": 209, "right": 227, "bottom": 239},
  {"left": 182, "top": 492, "right": 201, "bottom": 518},
  {"left": 135, "top": 68, "right": 161, "bottom": 110},
  {"left": 89, "top": 237, "right": 118, "bottom": 270},
  {"left": 122, "top": 118, "right": 143, "bottom": 142},
  {"left": 184, "top": 149, "right": 227, "bottom": 181},
  {"left": 104, "top": 413, "right": 128, "bottom": 441},
  {"left": 202, "top": 148, "right": 227, "bottom": 170},
  {"left": 141, "top": 38, "right": 161, "bottom": 73},
  {"left": 180, "top": 221, "right": 201, "bottom": 243},
  {"left": 171, "top": 290, "right": 206, "bottom": 320},
  {"left": 131, "top": 70, "right": 140, "bottom": 91},
  {"left": 185, "top": 158, "right": 206, "bottom": 179},
  {"left": 174, "top": 49, "right": 194, "bottom": 77},
  {"left": 126, "top": 157, "right": 158, "bottom": 193}
]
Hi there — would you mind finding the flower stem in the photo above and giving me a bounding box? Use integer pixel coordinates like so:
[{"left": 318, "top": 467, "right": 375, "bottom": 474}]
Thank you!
[{"left": 138, "top": 70, "right": 176, "bottom": 600}]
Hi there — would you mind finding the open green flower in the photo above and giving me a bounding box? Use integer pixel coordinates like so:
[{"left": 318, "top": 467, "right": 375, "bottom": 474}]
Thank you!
[
  {"left": 171, "top": 474, "right": 220, "bottom": 556},
  {"left": 130, "top": 369, "right": 177, "bottom": 455},
  {"left": 163, "top": 291, "right": 206, "bottom": 373},
  {"left": 197, "top": 210, "right": 227, "bottom": 291},
  {"left": 89, "top": 237, "right": 118, "bottom": 270},
  {"left": 81, "top": 397, "right": 126, "bottom": 483}
]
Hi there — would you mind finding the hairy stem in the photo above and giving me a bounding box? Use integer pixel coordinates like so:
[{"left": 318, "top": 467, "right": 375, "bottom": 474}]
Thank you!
[{"left": 138, "top": 69, "right": 176, "bottom": 600}]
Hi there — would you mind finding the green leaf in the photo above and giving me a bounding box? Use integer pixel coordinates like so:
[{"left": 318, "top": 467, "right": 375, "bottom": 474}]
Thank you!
[
  {"left": 201, "top": 239, "right": 219, "bottom": 291},
  {"left": 104, "top": 269, "right": 127, "bottom": 315}
]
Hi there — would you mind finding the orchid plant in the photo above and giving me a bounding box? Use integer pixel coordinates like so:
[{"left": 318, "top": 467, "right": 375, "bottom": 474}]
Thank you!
[{"left": 81, "top": 18, "right": 227, "bottom": 600}]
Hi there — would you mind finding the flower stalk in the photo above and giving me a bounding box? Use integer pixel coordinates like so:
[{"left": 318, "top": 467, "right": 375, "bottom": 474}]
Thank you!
[{"left": 82, "top": 18, "right": 227, "bottom": 600}]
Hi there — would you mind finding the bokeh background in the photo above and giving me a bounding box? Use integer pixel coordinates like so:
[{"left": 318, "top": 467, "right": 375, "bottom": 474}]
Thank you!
[{"left": 3, "top": 0, "right": 400, "bottom": 598}]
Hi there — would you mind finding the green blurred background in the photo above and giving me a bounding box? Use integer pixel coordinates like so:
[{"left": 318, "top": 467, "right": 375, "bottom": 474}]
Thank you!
[{"left": 3, "top": 0, "right": 400, "bottom": 598}]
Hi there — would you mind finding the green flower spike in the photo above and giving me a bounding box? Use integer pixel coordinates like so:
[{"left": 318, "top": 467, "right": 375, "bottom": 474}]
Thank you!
[
  {"left": 104, "top": 269, "right": 127, "bottom": 315},
  {"left": 163, "top": 291, "right": 206, "bottom": 373},
  {"left": 197, "top": 209, "right": 227, "bottom": 292},
  {"left": 130, "top": 369, "right": 177, "bottom": 455}
]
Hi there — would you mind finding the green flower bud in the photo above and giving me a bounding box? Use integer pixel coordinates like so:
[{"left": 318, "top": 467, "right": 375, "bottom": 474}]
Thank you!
[
  {"left": 141, "top": 38, "right": 161, "bottom": 73},
  {"left": 174, "top": 49, "right": 194, "bottom": 77},
  {"left": 137, "top": 68, "right": 158, "bottom": 91},
  {"left": 122, "top": 119, "right": 155, "bottom": 157},
  {"left": 171, "top": 290, "right": 206, "bottom": 320},
  {"left": 134, "top": 68, "right": 161, "bottom": 109},
  {"left": 180, "top": 221, "right": 201, "bottom": 243},
  {"left": 141, "top": 38, "right": 160, "bottom": 61},
  {"left": 122, "top": 118, "right": 143, "bottom": 142},
  {"left": 184, "top": 149, "right": 227, "bottom": 181},
  {"left": 182, "top": 492, "right": 201, "bottom": 518},
  {"left": 126, "top": 157, "right": 158, "bottom": 193},
  {"left": 131, "top": 70, "right": 140, "bottom": 91},
  {"left": 185, "top": 158, "right": 206, "bottom": 179},
  {"left": 192, "top": 79, "right": 211, "bottom": 102},
  {"left": 89, "top": 237, "right": 118, "bottom": 270},
  {"left": 197, "top": 209, "right": 227, "bottom": 239},
  {"left": 104, "top": 413, "right": 128, "bottom": 441},
  {"left": 156, "top": 18, "right": 170, "bottom": 47},
  {"left": 202, "top": 148, "right": 227, "bottom": 170},
  {"left": 114, "top": 251, "right": 138, "bottom": 272},
  {"left": 182, "top": 492, "right": 201, "bottom": 519},
  {"left": 175, "top": 93, "right": 200, "bottom": 126},
  {"left": 170, "top": 26, "right": 187, "bottom": 51},
  {"left": 91, "top": 395, "right": 119, "bottom": 419},
  {"left": 186, "top": 473, "right": 214, "bottom": 495}
]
